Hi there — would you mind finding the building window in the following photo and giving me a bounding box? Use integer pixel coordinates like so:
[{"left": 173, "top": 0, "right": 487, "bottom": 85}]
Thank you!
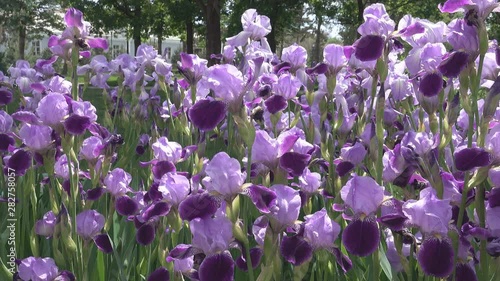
[
  {"left": 32, "top": 41, "right": 40, "bottom": 56},
  {"left": 164, "top": 47, "right": 171, "bottom": 59},
  {"left": 112, "top": 45, "right": 120, "bottom": 58}
]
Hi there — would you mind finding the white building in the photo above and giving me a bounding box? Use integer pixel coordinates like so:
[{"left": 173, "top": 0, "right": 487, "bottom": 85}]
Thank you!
[
  {"left": 103, "top": 32, "right": 183, "bottom": 62},
  {"left": 0, "top": 31, "right": 183, "bottom": 63}
]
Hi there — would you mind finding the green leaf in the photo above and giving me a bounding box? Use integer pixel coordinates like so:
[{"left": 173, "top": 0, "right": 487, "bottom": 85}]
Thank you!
[
  {"left": 97, "top": 250, "right": 106, "bottom": 281},
  {"left": 379, "top": 246, "right": 393, "bottom": 280}
]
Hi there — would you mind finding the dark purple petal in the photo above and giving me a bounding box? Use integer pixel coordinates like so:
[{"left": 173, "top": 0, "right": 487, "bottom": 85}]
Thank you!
[
  {"left": 0, "top": 89, "right": 13, "bottom": 105},
  {"left": 188, "top": 99, "right": 227, "bottom": 131},
  {"left": 488, "top": 188, "right": 500, "bottom": 208},
  {"left": 147, "top": 267, "right": 170, "bottom": 281},
  {"left": 419, "top": 72, "right": 443, "bottom": 97},
  {"left": 279, "top": 152, "right": 311, "bottom": 177},
  {"left": 454, "top": 147, "right": 491, "bottom": 171},
  {"left": 496, "top": 47, "right": 500, "bottom": 66},
  {"left": 306, "top": 63, "right": 328, "bottom": 75},
  {"left": 393, "top": 166, "right": 416, "bottom": 187},
  {"left": 354, "top": 35, "right": 385, "bottom": 61},
  {"left": 87, "top": 38, "right": 109, "bottom": 50},
  {"left": 454, "top": 263, "right": 478, "bottom": 281},
  {"left": 178, "top": 192, "right": 220, "bottom": 221},
  {"left": 198, "top": 252, "right": 234, "bottom": 281},
  {"left": 115, "top": 196, "right": 139, "bottom": 216},
  {"left": 8, "top": 150, "right": 32, "bottom": 175},
  {"left": 331, "top": 247, "right": 353, "bottom": 273},
  {"left": 136, "top": 223, "right": 155, "bottom": 246},
  {"left": 167, "top": 244, "right": 198, "bottom": 261},
  {"left": 147, "top": 182, "right": 163, "bottom": 202},
  {"left": 264, "top": 95, "right": 287, "bottom": 114},
  {"left": 235, "top": 247, "right": 263, "bottom": 271},
  {"left": 438, "top": 51, "right": 469, "bottom": 78},
  {"left": 56, "top": 270, "right": 76, "bottom": 281},
  {"left": 247, "top": 185, "right": 277, "bottom": 214},
  {"left": 142, "top": 202, "right": 170, "bottom": 221},
  {"left": 273, "top": 62, "right": 292, "bottom": 75},
  {"left": 487, "top": 238, "right": 500, "bottom": 257},
  {"left": 152, "top": 161, "right": 176, "bottom": 180},
  {"left": 336, "top": 161, "right": 355, "bottom": 177},
  {"left": 94, "top": 234, "right": 113, "bottom": 254},
  {"left": 280, "top": 235, "right": 313, "bottom": 266},
  {"left": 417, "top": 237, "right": 454, "bottom": 278},
  {"left": 64, "top": 115, "right": 91, "bottom": 135},
  {"left": 0, "top": 134, "right": 15, "bottom": 151},
  {"left": 378, "top": 213, "right": 407, "bottom": 231},
  {"left": 342, "top": 219, "right": 380, "bottom": 257},
  {"left": 86, "top": 187, "right": 105, "bottom": 201}
]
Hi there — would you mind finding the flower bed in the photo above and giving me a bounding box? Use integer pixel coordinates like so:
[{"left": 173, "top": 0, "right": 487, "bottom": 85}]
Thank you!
[{"left": 1, "top": 2, "right": 500, "bottom": 281}]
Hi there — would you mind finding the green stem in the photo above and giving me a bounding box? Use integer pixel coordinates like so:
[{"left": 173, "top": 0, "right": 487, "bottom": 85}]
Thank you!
[
  {"left": 71, "top": 44, "right": 79, "bottom": 100},
  {"left": 244, "top": 242, "right": 256, "bottom": 281}
]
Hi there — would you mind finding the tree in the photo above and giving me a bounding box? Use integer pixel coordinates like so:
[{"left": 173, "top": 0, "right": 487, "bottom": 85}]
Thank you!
[
  {"left": 307, "top": 0, "right": 338, "bottom": 63},
  {"left": 0, "top": 0, "right": 63, "bottom": 60},
  {"left": 195, "top": 0, "right": 225, "bottom": 65},
  {"left": 164, "top": 0, "right": 201, "bottom": 54}
]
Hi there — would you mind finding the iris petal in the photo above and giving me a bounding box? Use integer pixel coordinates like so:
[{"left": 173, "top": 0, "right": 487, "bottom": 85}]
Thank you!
[
  {"left": 280, "top": 235, "right": 313, "bottom": 266},
  {"left": 417, "top": 237, "right": 454, "bottom": 278},
  {"left": 198, "top": 252, "right": 234, "bottom": 281},
  {"left": 342, "top": 219, "right": 380, "bottom": 257}
]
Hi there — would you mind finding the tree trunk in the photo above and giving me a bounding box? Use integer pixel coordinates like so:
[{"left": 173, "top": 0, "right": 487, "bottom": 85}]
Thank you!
[
  {"left": 357, "top": 0, "right": 365, "bottom": 26},
  {"left": 205, "top": 0, "right": 221, "bottom": 65},
  {"left": 268, "top": 16, "right": 277, "bottom": 53},
  {"left": 186, "top": 17, "right": 194, "bottom": 54},
  {"left": 314, "top": 15, "right": 323, "bottom": 64},
  {"left": 133, "top": 7, "right": 142, "bottom": 55},
  {"left": 18, "top": 25, "right": 26, "bottom": 60},
  {"left": 157, "top": 34, "right": 162, "bottom": 54}
]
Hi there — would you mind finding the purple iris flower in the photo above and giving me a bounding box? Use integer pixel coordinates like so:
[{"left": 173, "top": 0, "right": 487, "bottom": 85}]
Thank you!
[
  {"left": 18, "top": 257, "right": 59, "bottom": 281},
  {"left": 487, "top": 203, "right": 500, "bottom": 237},
  {"left": 35, "top": 93, "right": 69, "bottom": 127},
  {"left": 297, "top": 168, "right": 322, "bottom": 194},
  {"left": 76, "top": 209, "right": 105, "bottom": 240},
  {"left": 158, "top": 173, "right": 190, "bottom": 206},
  {"left": 152, "top": 137, "right": 183, "bottom": 163},
  {"left": 201, "top": 64, "right": 245, "bottom": 105},
  {"left": 340, "top": 175, "right": 385, "bottom": 257},
  {"left": 61, "top": 8, "right": 108, "bottom": 50},
  {"left": 103, "top": 168, "right": 132, "bottom": 197},
  {"left": 323, "top": 44, "right": 348, "bottom": 74},
  {"left": 439, "top": 0, "right": 500, "bottom": 20},
  {"left": 0, "top": 88, "right": 13, "bottom": 106},
  {"left": 0, "top": 110, "right": 13, "bottom": 133},
  {"left": 274, "top": 73, "right": 302, "bottom": 100},
  {"left": 490, "top": 167, "right": 500, "bottom": 187},
  {"left": 35, "top": 211, "right": 57, "bottom": 238},
  {"left": 269, "top": 184, "right": 301, "bottom": 230},
  {"left": 19, "top": 123, "right": 53, "bottom": 151},
  {"left": 251, "top": 129, "right": 299, "bottom": 168},
  {"left": 304, "top": 208, "right": 341, "bottom": 249},
  {"left": 169, "top": 214, "right": 235, "bottom": 281},
  {"left": 177, "top": 53, "right": 208, "bottom": 86},
  {"left": 403, "top": 187, "right": 454, "bottom": 278},
  {"left": 80, "top": 136, "right": 104, "bottom": 161},
  {"left": 486, "top": 123, "right": 500, "bottom": 160},
  {"left": 226, "top": 9, "right": 271, "bottom": 47},
  {"left": 202, "top": 152, "right": 246, "bottom": 197},
  {"left": 54, "top": 155, "right": 73, "bottom": 180}
]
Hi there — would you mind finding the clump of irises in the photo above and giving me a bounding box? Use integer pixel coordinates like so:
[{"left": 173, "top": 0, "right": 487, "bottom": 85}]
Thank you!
[{"left": 1, "top": 2, "right": 500, "bottom": 281}]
